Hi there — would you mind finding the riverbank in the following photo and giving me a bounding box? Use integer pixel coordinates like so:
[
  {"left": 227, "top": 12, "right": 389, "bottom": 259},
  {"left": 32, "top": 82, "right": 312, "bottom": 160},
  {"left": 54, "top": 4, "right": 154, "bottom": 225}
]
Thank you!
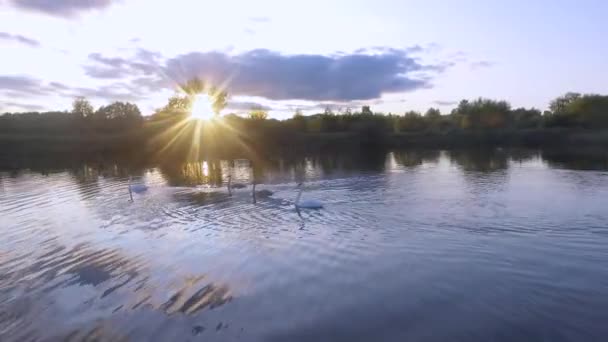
[{"left": 2, "top": 128, "right": 608, "bottom": 157}]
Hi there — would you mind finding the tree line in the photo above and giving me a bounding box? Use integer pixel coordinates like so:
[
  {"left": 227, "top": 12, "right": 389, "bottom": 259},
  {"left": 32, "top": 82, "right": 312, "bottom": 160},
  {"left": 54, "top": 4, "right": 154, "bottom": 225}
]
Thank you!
[{"left": 2, "top": 84, "right": 608, "bottom": 157}]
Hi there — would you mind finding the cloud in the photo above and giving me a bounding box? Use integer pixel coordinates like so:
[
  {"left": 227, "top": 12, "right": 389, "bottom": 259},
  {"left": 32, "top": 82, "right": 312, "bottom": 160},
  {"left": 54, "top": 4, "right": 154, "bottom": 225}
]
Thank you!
[
  {"left": 470, "top": 60, "right": 494, "bottom": 69},
  {"left": 163, "top": 48, "right": 445, "bottom": 101},
  {"left": 82, "top": 48, "right": 451, "bottom": 102},
  {"left": 0, "top": 100, "right": 45, "bottom": 112},
  {"left": 0, "top": 74, "right": 147, "bottom": 105},
  {"left": 71, "top": 84, "right": 145, "bottom": 102},
  {"left": 433, "top": 100, "right": 458, "bottom": 106},
  {"left": 8, "top": 0, "right": 118, "bottom": 17},
  {"left": 226, "top": 100, "right": 272, "bottom": 112},
  {"left": 78, "top": 47, "right": 459, "bottom": 107},
  {"left": 83, "top": 50, "right": 162, "bottom": 79},
  {"left": 0, "top": 75, "right": 69, "bottom": 97},
  {"left": 0, "top": 31, "right": 40, "bottom": 47}
]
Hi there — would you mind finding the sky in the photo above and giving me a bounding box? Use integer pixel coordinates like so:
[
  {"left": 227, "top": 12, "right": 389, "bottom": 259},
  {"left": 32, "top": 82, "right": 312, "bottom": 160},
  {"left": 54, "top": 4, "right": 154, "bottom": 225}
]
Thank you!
[{"left": 1, "top": 0, "right": 607, "bottom": 118}]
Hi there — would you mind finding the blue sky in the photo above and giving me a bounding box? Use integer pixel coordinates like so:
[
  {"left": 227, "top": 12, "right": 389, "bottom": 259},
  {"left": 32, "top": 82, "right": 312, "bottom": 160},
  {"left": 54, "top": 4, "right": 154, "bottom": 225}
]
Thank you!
[{"left": 1, "top": 0, "right": 607, "bottom": 118}]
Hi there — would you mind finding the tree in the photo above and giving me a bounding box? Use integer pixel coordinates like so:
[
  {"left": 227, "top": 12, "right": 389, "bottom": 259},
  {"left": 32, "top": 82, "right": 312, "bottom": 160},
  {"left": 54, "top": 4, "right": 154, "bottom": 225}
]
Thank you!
[
  {"left": 292, "top": 109, "right": 306, "bottom": 131},
  {"left": 96, "top": 102, "right": 141, "bottom": 120},
  {"left": 361, "top": 105, "right": 373, "bottom": 115},
  {"left": 425, "top": 108, "right": 441, "bottom": 118},
  {"left": 94, "top": 102, "right": 142, "bottom": 130},
  {"left": 425, "top": 107, "right": 442, "bottom": 131},
  {"left": 72, "top": 97, "right": 93, "bottom": 118},
  {"left": 398, "top": 111, "right": 426, "bottom": 132},
  {"left": 549, "top": 94, "right": 608, "bottom": 128},
  {"left": 512, "top": 107, "right": 542, "bottom": 128},
  {"left": 549, "top": 92, "right": 581, "bottom": 114},
  {"left": 249, "top": 109, "right": 268, "bottom": 120},
  {"left": 454, "top": 98, "right": 511, "bottom": 129}
]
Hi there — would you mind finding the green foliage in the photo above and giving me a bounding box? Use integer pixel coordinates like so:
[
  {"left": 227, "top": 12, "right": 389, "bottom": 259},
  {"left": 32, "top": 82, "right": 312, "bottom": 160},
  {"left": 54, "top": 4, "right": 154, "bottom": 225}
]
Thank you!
[
  {"left": 249, "top": 109, "right": 269, "bottom": 120},
  {"left": 549, "top": 92, "right": 581, "bottom": 114},
  {"left": 397, "top": 111, "right": 426, "bottom": 132},
  {"left": 453, "top": 98, "right": 511, "bottom": 129},
  {"left": 511, "top": 107, "right": 542, "bottom": 128},
  {"left": 546, "top": 93, "right": 608, "bottom": 128}
]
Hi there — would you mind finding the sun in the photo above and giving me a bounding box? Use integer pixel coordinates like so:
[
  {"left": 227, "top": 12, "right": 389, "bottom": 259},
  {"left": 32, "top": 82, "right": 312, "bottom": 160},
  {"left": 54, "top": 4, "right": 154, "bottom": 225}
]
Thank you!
[{"left": 190, "top": 94, "right": 215, "bottom": 120}]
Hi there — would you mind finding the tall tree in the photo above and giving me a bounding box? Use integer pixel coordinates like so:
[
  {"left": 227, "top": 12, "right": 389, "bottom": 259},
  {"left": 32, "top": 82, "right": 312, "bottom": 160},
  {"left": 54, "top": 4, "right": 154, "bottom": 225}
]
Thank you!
[
  {"left": 361, "top": 105, "right": 373, "bottom": 115},
  {"left": 72, "top": 97, "right": 93, "bottom": 118},
  {"left": 425, "top": 108, "right": 441, "bottom": 118}
]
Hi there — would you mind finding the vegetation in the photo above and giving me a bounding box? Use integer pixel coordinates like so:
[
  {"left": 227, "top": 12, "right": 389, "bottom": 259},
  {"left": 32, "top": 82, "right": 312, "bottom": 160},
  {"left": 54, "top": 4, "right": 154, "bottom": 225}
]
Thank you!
[{"left": 2, "top": 79, "right": 608, "bottom": 159}]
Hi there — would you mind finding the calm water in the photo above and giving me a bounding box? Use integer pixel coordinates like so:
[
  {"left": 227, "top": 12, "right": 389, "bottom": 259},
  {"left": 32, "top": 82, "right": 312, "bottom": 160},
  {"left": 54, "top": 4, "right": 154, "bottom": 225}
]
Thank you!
[{"left": 1, "top": 149, "right": 608, "bottom": 341}]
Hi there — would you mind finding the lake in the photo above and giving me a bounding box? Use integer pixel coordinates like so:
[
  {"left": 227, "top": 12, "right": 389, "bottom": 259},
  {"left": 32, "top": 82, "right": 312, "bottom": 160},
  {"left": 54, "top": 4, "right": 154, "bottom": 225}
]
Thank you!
[{"left": 1, "top": 149, "right": 608, "bottom": 341}]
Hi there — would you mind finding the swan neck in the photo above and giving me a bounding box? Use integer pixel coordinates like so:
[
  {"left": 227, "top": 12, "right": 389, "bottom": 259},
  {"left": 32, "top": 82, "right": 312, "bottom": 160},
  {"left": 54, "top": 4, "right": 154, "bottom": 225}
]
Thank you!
[{"left": 295, "top": 187, "right": 303, "bottom": 205}]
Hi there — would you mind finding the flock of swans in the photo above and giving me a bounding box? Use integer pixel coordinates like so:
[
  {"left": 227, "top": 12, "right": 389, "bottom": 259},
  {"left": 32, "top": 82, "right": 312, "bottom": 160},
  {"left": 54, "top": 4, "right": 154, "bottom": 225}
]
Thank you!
[{"left": 128, "top": 174, "right": 324, "bottom": 210}]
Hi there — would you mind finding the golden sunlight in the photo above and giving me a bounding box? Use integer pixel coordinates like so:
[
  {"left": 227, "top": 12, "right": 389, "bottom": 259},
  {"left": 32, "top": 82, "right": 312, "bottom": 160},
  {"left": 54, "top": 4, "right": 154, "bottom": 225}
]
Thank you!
[{"left": 190, "top": 94, "right": 215, "bottom": 120}]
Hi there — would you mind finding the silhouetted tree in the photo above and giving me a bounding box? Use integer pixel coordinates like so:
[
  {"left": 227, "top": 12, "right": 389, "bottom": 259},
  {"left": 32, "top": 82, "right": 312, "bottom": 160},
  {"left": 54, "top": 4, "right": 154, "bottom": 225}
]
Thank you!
[
  {"left": 512, "top": 107, "right": 542, "bottom": 128},
  {"left": 425, "top": 108, "right": 441, "bottom": 118},
  {"left": 361, "top": 105, "right": 373, "bottom": 115},
  {"left": 72, "top": 97, "right": 94, "bottom": 118}
]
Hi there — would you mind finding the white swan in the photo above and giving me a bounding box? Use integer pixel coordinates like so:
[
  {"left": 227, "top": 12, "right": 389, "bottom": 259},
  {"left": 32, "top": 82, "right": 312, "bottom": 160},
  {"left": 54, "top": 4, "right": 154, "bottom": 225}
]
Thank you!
[
  {"left": 128, "top": 176, "right": 148, "bottom": 201},
  {"left": 252, "top": 182, "right": 273, "bottom": 203},
  {"left": 295, "top": 183, "right": 323, "bottom": 209}
]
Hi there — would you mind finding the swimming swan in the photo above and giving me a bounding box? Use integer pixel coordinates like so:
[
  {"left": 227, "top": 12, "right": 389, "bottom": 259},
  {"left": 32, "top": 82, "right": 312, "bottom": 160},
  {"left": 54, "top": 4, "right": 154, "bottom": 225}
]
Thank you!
[{"left": 294, "top": 183, "right": 323, "bottom": 209}]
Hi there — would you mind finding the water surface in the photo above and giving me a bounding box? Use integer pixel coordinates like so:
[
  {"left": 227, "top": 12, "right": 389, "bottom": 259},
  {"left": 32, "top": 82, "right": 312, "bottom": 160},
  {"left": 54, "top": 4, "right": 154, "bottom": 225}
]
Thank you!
[{"left": 1, "top": 149, "right": 608, "bottom": 341}]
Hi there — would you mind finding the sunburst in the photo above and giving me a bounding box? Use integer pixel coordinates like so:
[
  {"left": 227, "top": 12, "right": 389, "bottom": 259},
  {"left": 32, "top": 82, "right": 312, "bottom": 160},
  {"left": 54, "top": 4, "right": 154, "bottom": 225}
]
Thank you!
[{"left": 190, "top": 94, "right": 216, "bottom": 121}]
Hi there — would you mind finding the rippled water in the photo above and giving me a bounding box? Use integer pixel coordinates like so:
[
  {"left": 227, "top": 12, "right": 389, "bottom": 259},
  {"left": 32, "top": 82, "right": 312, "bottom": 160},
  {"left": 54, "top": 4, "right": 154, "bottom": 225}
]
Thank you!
[{"left": 1, "top": 149, "right": 608, "bottom": 341}]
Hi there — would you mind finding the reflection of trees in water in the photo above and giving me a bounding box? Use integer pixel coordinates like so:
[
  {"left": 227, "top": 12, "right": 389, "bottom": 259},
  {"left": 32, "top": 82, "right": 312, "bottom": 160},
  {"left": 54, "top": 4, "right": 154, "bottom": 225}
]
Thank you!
[
  {"left": 542, "top": 148, "right": 608, "bottom": 170},
  {"left": 0, "top": 151, "right": 149, "bottom": 178},
  {"left": 159, "top": 160, "right": 224, "bottom": 187},
  {"left": 392, "top": 150, "right": 440, "bottom": 168},
  {"left": 287, "top": 149, "right": 389, "bottom": 180},
  {"left": 448, "top": 149, "right": 510, "bottom": 172},
  {"left": 159, "top": 281, "right": 232, "bottom": 315},
  {"left": 448, "top": 149, "right": 538, "bottom": 173},
  {"left": 2, "top": 241, "right": 233, "bottom": 341},
  {"left": 157, "top": 150, "right": 392, "bottom": 187}
]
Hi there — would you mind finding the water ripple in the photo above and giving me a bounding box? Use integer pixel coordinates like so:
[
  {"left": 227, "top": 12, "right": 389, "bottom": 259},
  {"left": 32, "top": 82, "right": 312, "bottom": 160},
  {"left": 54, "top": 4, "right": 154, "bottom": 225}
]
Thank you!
[{"left": 2, "top": 151, "right": 608, "bottom": 341}]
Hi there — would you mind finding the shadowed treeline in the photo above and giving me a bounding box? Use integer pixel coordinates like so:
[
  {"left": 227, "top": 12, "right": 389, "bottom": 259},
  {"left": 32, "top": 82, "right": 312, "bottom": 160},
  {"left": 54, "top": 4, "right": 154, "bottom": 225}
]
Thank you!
[{"left": 3, "top": 86, "right": 608, "bottom": 160}]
